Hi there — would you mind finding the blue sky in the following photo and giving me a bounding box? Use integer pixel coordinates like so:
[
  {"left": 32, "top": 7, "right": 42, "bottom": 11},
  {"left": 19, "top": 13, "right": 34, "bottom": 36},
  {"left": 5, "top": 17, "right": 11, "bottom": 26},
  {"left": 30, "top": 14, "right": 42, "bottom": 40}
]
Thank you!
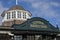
[{"left": 0, "top": 0, "right": 60, "bottom": 28}]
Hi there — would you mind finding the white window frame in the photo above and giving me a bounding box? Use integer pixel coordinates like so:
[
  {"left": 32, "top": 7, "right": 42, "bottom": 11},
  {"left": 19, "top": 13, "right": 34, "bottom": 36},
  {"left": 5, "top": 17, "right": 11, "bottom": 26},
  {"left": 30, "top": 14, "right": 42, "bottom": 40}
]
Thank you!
[
  {"left": 12, "top": 11, "right": 16, "bottom": 18},
  {"left": 23, "top": 12, "right": 26, "bottom": 19},
  {"left": 7, "top": 12, "right": 11, "bottom": 19},
  {"left": 17, "top": 11, "right": 21, "bottom": 18}
]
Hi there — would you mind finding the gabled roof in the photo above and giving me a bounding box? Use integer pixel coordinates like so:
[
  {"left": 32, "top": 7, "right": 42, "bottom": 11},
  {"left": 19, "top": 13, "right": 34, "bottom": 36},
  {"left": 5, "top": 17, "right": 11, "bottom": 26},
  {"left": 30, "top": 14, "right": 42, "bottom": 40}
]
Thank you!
[{"left": 12, "top": 17, "right": 59, "bottom": 32}]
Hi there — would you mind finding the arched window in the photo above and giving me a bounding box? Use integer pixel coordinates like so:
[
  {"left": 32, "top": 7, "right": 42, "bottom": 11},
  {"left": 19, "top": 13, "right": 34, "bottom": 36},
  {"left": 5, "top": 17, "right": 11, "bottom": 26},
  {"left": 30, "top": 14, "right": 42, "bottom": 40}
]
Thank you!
[
  {"left": 12, "top": 11, "right": 16, "bottom": 18},
  {"left": 17, "top": 11, "right": 21, "bottom": 18},
  {"left": 23, "top": 12, "right": 26, "bottom": 19},
  {"left": 7, "top": 12, "right": 10, "bottom": 19}
]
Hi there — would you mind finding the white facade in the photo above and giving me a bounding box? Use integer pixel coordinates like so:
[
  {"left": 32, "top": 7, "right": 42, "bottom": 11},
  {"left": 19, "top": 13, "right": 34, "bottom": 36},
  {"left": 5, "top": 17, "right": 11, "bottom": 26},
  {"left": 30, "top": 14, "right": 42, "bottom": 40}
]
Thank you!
[{"left": 2, "top": 10, "right": 31, "bottom": 22}]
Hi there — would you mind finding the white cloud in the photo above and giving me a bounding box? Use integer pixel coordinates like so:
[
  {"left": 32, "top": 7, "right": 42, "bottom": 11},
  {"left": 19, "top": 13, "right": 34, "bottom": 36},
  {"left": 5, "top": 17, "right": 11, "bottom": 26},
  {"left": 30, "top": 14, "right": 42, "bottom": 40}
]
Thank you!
[
  {"left": 19, "top": 0, "right": 38, "bottom": 2},
  {"left": 31, "top": 2, "right": 56, "bottom": 17},
  {"left": 0, "top": 2, "right": 8, "bottom": 14},
  {"left": 32, "top": 2, "right": 59, "bottom": 18},
  {"left": 0, "top": 0, "right": 60, "bottom": 27},
  {"left": 19, "top": 0, "right": 60, "bottom": 18},
  {"left": 31, "top": 2, "right": 40, "bottom": 9},
  {"left": 7, "top": 0, "right": 14, "bottom": 4},
  {"left": 20, "top": 0, "right": 60, "bottom": 27},
  {"left": 50, "top": 2, "right": 60, "bottom": 7}
]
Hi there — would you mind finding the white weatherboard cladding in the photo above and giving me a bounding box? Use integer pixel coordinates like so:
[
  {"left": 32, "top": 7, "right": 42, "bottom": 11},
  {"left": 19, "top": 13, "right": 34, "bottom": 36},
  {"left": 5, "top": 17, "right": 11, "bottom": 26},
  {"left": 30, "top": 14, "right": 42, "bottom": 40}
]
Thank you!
[{"left": 2, "top": 10, "right": 31, "bottom": 22}]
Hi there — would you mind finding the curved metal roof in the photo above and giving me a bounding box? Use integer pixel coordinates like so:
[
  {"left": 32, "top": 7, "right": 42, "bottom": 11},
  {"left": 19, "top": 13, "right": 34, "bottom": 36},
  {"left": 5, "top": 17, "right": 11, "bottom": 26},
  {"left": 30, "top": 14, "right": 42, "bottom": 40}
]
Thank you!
[{"left": 12, "top": 17, "right": 59, "bottom": 32}]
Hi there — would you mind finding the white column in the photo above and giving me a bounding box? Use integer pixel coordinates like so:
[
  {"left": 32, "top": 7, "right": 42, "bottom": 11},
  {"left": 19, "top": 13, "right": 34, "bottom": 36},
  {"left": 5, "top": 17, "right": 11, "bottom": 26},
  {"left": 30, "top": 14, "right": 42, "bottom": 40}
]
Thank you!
[
  {"left": 3, "top": 13, "right": 7, "bottom": 22},
  {"left": 5, "top": 13, "right": 7, "bottom": 20},
  {"left": 26, "top": 12, "right": 28, "bottom": 19},
  {"left": 21, "top": 11, "right": 23, "bottom": 19},
  {"left": 54, "top": 38, "right": 56, "bottom": 40},
  {"left": 16, "top": 11, "right": 17, "bottom": 18}
]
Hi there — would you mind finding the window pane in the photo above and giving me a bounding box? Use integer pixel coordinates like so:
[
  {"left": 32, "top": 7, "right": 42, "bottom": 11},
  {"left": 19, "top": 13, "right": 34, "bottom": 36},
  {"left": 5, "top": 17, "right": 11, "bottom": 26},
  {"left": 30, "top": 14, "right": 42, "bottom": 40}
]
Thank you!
[
  {"left": 27, "top": 35, "right": 35, "bottom": 40},
  {"left": 23, "top": 12, "right": 26, "bottom": 19},
  {"left": 12, "top": 11, "right": 16, "bottom": 18},
  {"left": 17, "top": 11, "right": 21, "bottom": 18},
  {"left": 7, "top": 12, "right": 10, "bottom": 19}
]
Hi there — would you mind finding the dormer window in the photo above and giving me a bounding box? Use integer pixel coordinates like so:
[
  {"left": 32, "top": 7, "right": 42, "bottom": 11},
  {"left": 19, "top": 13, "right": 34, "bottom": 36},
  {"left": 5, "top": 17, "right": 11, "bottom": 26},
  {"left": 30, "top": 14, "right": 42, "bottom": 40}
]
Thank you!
[
  {"left": 12, "top": 11, "right": 16, "bottom": 18},
  {"left": 17, "top": 11, "right": 21, "bottom": 18},
  {"left": 7, "top": 12, "right": 11, "bottom": 19}
]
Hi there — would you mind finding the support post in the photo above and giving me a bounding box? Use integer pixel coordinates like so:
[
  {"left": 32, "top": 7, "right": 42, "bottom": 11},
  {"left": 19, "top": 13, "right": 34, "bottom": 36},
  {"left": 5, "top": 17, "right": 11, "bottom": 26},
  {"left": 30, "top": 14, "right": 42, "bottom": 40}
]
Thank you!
[
  {"left": 54, "top": 38, "right": 56, "bottom": 40},
  {"left": 46, "top": 36, "right": 47, "bottom": 40},
  {"left": 41, "top": 35, "right": 42, "bottom": 40}
]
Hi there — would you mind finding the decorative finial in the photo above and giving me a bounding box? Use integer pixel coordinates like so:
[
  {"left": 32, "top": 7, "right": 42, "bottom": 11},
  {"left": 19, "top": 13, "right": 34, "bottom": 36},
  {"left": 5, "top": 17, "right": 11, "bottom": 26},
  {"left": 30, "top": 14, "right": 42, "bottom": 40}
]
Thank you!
[{"left": 16, "top": 0, "right": 18, "bottom": 5}]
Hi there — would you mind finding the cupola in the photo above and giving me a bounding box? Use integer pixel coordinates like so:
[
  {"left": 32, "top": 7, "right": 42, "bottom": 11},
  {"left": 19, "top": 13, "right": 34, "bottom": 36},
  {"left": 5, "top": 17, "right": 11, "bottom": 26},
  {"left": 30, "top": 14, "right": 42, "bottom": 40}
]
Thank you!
[{"left": 1, "top": 5, "right": 32, "bottom": 26}]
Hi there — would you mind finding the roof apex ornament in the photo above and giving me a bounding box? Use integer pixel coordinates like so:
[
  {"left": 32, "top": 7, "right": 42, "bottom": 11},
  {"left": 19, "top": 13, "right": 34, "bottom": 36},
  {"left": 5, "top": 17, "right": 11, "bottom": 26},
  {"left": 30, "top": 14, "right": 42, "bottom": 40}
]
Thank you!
[{"left": 16, "top": 0, "right": 18, "bottom": 5}]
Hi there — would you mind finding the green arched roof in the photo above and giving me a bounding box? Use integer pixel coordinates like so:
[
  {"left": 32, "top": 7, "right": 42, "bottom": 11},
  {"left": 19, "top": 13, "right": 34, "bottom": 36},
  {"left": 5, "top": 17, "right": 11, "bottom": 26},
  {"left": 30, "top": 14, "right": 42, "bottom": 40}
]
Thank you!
[{"left": 12, "top": 17, "right": 59, "bottom": 32}]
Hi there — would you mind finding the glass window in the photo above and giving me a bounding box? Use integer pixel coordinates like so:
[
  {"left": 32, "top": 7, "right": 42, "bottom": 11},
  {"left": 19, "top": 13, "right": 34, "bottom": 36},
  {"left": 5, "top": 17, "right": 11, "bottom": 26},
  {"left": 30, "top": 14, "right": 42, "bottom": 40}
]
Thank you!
[
  {"left": 23, "top": 12, "right": 26, "bottom": 19},
  {"left": 35, "top": 35, "right": 42, "bottom": 40},
  {"left": 7, "top": 12, "right": 10, "bottom": 19},
  {"left": 14, "top": 35, "right": 22, "bottom": 40},
  {"left": 23, "top": 35, "right": 27, "bottom": 40},
  {"left": 17, "top": 11, "right": 21, "bottom": 18},
  {"left": 27, "top": 35, "right": 35, "bottom": 40},
  {"left": 47, "top": 36, "right": 52, "bottom": 40},
  {"left": 12, "top": 11, "right": 16, "bottom": 18}
]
